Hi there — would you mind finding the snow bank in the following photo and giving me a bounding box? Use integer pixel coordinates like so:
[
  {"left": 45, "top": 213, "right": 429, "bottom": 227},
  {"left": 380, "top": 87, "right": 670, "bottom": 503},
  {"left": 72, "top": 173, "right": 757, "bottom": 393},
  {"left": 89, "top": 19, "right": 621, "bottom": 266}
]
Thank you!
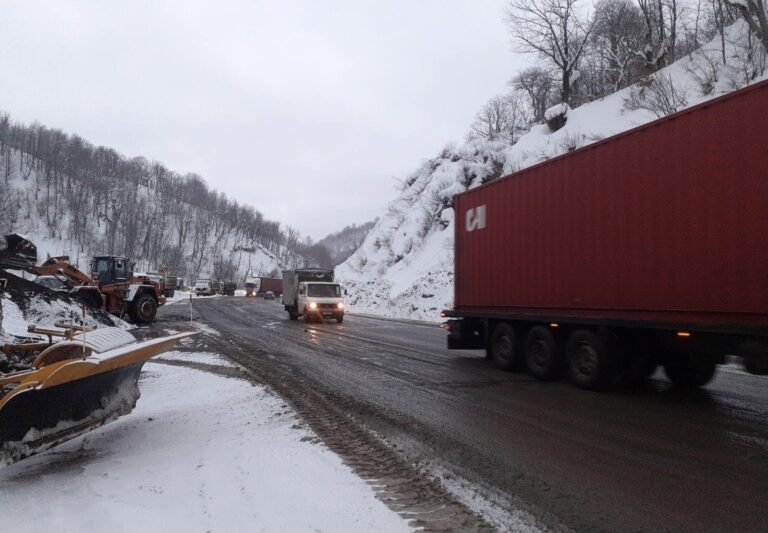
[
  {"left": 338, "top": 22, "right": 767, "bottom": 322},
  {"left": 0, "top": 293, "right": 130, "bottom": 342},
  {"left": 0, "top": 355, "right": 409, "bottom": 533}
]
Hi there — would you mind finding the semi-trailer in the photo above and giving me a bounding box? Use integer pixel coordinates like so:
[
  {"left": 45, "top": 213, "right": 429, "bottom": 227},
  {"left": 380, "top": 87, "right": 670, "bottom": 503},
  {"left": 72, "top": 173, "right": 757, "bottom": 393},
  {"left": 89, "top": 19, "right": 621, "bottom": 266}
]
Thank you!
[
  {"left": 245, "top": 277, "right": 281, "bottom": 297},
  {"left": 259, "top": 277, "right": 282, "bottom": 296},
  {"left": 443, "top": 79, "right": 768, "bottom": 390}
]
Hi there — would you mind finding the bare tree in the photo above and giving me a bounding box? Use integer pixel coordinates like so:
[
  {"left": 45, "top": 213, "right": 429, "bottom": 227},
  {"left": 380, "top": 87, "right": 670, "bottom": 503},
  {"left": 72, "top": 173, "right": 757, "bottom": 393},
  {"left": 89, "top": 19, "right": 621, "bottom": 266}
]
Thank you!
[
  {"left": 506, "top": 0, "right": 595, "bottom": 105},
  {"left": 726, "top": 0, "right": 768, "bottom": 52},
  {"left": 511, "top": 66, "right": 555, "bottom": 122},
  {"left": 467, "top": 92, "right": 529, "bottom": 142},
  {"left": 591, "top": 0, "right": 648, "bottom": 92},
  {"left": 624, "top": 73, "right": 689, "bottom": 116}
]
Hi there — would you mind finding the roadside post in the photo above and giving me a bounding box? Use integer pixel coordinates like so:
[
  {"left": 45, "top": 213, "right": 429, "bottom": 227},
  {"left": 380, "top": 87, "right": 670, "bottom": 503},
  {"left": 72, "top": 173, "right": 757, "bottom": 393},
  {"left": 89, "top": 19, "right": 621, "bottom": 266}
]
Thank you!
[{"left": 0, "top": 278, "right": 6, "bottom": 336}]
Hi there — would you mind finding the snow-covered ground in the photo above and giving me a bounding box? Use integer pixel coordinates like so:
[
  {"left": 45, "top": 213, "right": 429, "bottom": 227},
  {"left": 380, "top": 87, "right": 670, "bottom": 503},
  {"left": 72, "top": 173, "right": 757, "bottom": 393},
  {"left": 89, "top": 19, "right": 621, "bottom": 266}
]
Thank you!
[
  {"left": 0, "top": 352, "right": 410, "bottom": 533},
  {"left": 337, "top": 22, "right": 768, "bottom": 323},
  {"left": 0, "top": 293, "right": 131, "bottom": 342}
]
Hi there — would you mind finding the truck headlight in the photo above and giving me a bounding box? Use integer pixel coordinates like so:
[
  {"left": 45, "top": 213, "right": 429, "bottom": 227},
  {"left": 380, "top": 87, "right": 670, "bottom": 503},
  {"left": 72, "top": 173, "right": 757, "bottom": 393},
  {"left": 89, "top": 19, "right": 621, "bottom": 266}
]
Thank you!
[
  {"left": 337, "top": 302, "right": 344, "bottom": 309},
  {"left": 309, "top": 302, "right": 317, "bottom": 310}
]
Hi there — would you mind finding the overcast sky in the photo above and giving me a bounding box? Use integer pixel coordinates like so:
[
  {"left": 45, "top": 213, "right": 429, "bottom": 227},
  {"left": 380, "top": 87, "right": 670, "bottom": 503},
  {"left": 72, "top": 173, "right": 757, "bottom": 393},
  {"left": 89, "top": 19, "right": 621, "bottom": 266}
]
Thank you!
[{"left": 0, "top": 1, "right": 525, "bottom": 240}]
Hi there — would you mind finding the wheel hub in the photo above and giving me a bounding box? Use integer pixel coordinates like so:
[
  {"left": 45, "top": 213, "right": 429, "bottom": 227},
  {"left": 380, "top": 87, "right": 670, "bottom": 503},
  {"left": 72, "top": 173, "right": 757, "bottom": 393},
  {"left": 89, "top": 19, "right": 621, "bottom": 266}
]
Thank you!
[{"left": 574, "top": 343, "right": 598, "bottom": 377}]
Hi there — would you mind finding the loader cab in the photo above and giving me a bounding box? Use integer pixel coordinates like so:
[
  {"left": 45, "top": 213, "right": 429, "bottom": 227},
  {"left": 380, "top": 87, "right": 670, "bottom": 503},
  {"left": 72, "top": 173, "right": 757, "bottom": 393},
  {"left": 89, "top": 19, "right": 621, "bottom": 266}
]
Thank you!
[{"left": 91, "top": 256, "right": 129, "bottom": 285}]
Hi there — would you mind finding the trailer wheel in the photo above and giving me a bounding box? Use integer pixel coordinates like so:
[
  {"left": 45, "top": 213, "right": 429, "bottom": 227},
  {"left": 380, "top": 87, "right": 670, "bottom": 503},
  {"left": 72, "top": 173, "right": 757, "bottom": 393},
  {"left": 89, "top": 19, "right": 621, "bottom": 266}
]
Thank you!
[
  {"left": 128, "top": 293, "right": 157, "bottom": 324},
  {"left": 566, "top": 329, "right": 614, "bottom": 390},
  {"left": 525, "top": 326, "right": 561, "bottom": 381},
  {"left": 663, "top": 353, "right": 716, "bottom": 388},
  {"left": 489, "top": 323, "right": 522, "bottom": 371}
]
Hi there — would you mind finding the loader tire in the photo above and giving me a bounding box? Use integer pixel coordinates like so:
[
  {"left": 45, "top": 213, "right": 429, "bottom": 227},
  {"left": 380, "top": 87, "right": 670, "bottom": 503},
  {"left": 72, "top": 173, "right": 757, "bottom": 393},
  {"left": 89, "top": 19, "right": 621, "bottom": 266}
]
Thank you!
[{"left": 129, "top": 293, "right": 157, "bottom": 324}]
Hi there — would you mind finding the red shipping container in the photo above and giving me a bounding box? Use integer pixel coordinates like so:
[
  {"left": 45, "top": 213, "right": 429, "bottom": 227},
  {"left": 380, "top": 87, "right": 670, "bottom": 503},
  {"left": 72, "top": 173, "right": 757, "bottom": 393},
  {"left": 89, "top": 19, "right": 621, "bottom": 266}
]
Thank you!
[{"left": 453, "top": 80, "right": 768, "bottom": 333}]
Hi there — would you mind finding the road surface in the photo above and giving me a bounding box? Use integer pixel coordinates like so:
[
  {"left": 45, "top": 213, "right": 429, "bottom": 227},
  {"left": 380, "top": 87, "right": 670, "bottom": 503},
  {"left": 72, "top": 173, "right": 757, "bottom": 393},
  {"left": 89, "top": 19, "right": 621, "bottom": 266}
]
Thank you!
[{"left": 154, "top": 297, "right": 768, "bottom": 532}]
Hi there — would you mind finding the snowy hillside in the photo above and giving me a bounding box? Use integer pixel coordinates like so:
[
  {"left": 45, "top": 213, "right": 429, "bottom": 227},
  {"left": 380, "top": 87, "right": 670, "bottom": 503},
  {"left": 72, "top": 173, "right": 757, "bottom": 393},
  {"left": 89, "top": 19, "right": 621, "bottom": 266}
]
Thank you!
[
  {"left": 337, "top": 22, "right": 768, "bottom": 322},
  {"left": 318, "top": 221, "right": 377, "bottom": 266},
  {"left": 0, "top": 140, "right": 306, "bottom": 287}
]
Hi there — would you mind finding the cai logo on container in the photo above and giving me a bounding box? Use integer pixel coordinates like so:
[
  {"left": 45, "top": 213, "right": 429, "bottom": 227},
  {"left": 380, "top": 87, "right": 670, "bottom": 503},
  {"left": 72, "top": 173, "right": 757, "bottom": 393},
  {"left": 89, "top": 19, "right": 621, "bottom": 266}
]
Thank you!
[{"left": 465, "top": 205, "right": 486, "bottom": 232}]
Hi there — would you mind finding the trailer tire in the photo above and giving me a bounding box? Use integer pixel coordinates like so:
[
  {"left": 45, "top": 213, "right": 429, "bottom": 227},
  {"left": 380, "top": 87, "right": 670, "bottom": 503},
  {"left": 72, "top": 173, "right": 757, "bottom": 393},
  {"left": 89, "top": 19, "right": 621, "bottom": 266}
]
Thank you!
[
  {"left": 489, "top": 323, "right": 522, "bottom": 371},
  {"left": 663, "top": 353, "right": 716, "bottom": 389},
  {"left": 128, "top": 293, "right": 157, "bottom": 324},
  {"left": 566, "top": 329, "right": 614, "bottom": 390},
  {"left": 525, "top": 326, "right": 561, "bottom": 381}
]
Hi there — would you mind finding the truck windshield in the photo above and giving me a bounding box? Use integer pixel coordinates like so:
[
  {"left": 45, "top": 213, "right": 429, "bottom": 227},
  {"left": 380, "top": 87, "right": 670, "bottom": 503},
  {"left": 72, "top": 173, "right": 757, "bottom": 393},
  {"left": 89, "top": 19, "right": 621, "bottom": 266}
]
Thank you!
[{"left": 307, "top": 284, "right": 340, "bottom": 298}]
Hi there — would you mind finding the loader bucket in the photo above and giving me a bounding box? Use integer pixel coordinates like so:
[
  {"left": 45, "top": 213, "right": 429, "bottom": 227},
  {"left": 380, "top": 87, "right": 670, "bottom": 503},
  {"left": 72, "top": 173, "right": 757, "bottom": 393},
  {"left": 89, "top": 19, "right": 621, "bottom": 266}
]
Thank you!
[
  {"left": 0, "top": 329, "right": 197, "bottom": 467},
  {"left": 0, "top": 234, "right": 38, "bottom": 270}
]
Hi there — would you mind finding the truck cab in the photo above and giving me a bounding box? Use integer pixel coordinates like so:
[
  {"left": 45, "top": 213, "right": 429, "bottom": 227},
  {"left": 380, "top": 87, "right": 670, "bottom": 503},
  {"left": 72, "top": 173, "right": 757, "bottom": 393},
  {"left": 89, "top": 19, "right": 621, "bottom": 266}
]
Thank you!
[
  {"left": 194, "top": 278, "right": 212, "bottom": 296},
  {"left": 283, "top": 269, "right": 344, "bottom": 323},
  {"left": 245, "top": 278, "right": 261, "bottom": 297},
  {"left": 298, "top": 281, "right": 344, "bottom": 323}
]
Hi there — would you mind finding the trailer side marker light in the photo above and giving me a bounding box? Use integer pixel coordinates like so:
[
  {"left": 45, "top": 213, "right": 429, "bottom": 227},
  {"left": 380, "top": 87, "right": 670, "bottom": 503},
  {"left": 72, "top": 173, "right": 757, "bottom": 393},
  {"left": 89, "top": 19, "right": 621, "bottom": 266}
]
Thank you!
[
  {"left": 550, "top": 323, "right": 559, "bottom": 328},
  {"left": 677, "top": 331, "right": 691, "bottom": 337}
]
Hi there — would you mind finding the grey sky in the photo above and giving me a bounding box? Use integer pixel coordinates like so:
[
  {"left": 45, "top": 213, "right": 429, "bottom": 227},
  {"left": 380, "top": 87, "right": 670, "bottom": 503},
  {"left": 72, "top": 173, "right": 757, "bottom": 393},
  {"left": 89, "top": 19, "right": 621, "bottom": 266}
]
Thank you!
[{"left": 0, "top": 0, "right": 524, "bottom": 240}]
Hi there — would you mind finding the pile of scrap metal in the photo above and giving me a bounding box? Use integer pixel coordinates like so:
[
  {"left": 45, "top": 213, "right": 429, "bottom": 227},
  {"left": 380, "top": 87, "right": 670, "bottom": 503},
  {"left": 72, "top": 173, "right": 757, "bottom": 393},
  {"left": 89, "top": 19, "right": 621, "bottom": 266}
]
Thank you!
[
  {"left": 0, "top": 323, "right": 196, "bottom": 466},
  {"left": 0, "top": 233, "right": 166, "bottom": 324}
]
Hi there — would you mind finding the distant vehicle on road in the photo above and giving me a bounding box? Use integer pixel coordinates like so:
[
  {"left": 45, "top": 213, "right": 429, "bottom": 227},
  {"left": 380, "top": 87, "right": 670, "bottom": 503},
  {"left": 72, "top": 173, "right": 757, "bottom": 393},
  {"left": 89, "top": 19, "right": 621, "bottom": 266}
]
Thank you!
[
  {"left": 163, "top": 274, "right": 178, "bottom": 298},
  {"left": 263, "top": 290, "right": 275, "bottom": 300},
  {"left": 245, "top": 277, "right": 261, "bottom": 297},
  {"left": 194, "top": 278, "right": 212, "bottom": 296},
  {"left": 444, "top": 79, "right": 768, "bottom": 390},
  {"left": 283, "top": 268, "right": 344, "bottom": 323}
]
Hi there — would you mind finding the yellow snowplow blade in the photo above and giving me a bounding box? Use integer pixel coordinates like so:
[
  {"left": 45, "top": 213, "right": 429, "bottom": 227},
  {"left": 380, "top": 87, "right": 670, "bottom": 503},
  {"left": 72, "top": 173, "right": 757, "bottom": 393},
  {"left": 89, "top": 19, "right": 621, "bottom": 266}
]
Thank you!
[{"left": 0, "top": 329, "right": 197, "bottom": 467}]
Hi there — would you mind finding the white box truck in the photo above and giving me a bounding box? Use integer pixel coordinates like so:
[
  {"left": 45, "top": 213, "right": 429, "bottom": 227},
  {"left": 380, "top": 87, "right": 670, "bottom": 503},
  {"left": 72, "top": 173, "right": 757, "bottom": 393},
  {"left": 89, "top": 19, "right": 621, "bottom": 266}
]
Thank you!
[{"left": 283, "top": 268, "right": 345, "bottom": 323}]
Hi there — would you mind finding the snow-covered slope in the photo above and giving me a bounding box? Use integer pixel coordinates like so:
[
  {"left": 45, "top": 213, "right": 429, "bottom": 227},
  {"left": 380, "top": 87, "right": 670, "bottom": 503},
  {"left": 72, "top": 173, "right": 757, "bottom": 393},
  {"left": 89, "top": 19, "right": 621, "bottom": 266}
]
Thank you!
[
  {"left": 0, "top": 150, "right": 290, "bottom": 284},
  {"left": 0, "top": 270, "right": 130, "bottom": 344},
  {"left": 318, "top": 220, "right": 377, "bottom": 266},
  {"left": 337, "top": 22, "right": 767, "bottom": 322}
]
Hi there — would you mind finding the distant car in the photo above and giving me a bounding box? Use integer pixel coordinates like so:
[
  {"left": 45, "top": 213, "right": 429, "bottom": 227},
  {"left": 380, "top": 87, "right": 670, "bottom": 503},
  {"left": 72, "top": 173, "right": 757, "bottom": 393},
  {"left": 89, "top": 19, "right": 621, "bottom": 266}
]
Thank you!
[
  {"left": 263, "top": 291, "right": 275, "bottom": 300},
  {"left": 34, "top": 275, "right": 68, "bottom": 292}
]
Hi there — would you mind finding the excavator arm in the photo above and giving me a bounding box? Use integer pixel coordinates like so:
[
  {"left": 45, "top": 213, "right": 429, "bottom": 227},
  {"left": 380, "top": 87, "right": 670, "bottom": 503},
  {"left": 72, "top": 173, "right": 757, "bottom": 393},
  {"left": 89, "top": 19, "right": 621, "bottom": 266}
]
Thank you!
[{"left": 28, "top": 257, "right": 96, "bottom": 288}]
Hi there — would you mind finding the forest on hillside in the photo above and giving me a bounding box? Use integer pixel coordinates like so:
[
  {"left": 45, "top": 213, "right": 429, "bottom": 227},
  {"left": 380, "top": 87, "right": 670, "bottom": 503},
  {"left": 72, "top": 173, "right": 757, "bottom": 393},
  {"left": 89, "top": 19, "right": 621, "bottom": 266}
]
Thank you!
[{"left": 0, "top": 117, "right": 331, "bottom": 281}]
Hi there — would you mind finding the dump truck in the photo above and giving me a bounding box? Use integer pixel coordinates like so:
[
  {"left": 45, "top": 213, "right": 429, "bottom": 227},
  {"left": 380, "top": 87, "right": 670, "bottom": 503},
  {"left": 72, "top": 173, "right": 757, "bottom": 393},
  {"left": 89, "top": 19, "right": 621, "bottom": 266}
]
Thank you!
[
  {"left": 443, "top": 79, "right": 768, "bottom": 390},
  {"left": 222, "top": 281, "right": 237, "bottom": 296},
  {"left": 283, "top": 268, "right": 344, "bottom": 323},
  {"left": 163, "top": 274, "right": 178, "bottom": 298}
]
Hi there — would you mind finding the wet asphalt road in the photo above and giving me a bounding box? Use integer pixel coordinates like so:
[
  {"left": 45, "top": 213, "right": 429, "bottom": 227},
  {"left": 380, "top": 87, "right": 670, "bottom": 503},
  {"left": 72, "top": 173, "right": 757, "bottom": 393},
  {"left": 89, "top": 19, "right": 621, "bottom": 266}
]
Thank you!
[{"left": 162, "top": 296, "right": 768, "bottom": 532}]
